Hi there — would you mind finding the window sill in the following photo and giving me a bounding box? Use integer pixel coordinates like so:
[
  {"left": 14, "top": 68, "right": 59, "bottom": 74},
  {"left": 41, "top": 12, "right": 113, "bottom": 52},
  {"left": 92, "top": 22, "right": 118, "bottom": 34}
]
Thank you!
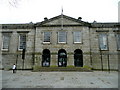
[
  {"left": 43, "top": 42, "right": 51, "bottom": 44},
  {"left": 2, "top": 49, "right": 9, "bottom": 52},
  {"left": 58, "top": 43, "right": 67, "bottom": 45},
  {"left": 18, "top": 49, "right": 23, "bottom": 52},
  {"left": 74, "top": 42, "right": 82, "bottom": 44},
  {"left": 58, "top": 42, "right": 66, "bottom": 44},
  {"left": 100, "top": 49, "right": 109, "bottom": 51}
]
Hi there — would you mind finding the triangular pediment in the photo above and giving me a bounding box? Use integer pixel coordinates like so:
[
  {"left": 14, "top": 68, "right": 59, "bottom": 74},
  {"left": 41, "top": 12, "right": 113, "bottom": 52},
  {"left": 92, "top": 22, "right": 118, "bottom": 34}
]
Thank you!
[
  {"left": 36, "top": 15, "right": 90, "bottom": 26},
  {"left": 42, "top": 15, "right": 80, "bottom": 25}
]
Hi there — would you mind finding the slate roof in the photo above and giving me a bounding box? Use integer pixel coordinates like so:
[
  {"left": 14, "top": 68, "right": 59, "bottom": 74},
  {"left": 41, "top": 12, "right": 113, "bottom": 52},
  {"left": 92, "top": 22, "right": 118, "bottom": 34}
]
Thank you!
[
  {"left": 91, "top": 23, "right": 120, "bottom": 28},
  {"left": 1, "top": 23, "right": 34, "bottom": 29}
]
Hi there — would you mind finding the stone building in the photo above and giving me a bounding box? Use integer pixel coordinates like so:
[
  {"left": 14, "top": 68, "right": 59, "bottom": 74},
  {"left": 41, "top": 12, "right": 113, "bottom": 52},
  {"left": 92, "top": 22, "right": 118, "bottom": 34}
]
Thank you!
[{"left": 0, "top": 14, "right": 120, "bottom": 70}]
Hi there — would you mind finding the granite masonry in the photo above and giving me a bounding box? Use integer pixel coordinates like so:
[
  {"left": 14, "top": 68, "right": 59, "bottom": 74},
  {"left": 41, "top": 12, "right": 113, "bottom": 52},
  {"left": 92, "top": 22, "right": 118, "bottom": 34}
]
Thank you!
[{"left": 0, "top": 15, "right": 120, "bottom": 70}]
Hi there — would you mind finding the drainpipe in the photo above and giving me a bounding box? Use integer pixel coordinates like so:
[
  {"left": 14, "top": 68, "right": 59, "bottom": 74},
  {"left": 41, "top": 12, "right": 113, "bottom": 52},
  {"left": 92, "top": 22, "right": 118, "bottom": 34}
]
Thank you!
[
  {"left": 100, "top": 51, "right": 103, "bottom": 71},
  {"left": 16, "top": 54, "right": 18, "bottom": 69},
  {"left": 107, "top": 52, "right": 110, "bottom": 73}
]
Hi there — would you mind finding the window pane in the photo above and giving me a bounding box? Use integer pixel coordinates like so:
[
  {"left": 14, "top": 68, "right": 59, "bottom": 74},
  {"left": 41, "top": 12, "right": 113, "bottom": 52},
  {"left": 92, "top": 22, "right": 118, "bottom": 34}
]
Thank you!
[
  {"left": 19, "top": 34, "right": 26, "bottom": 49},
  {"left": 58, "top": 32, "right": 66, "bottom": 43},
  {"left": 99, "top": 34, "right": 108, "bottom": 50},
  {"left": 44, "top": 32, "right": 51, "bottom": 42},
  {"left": 117, "top": 34, "right": 120, "bottom": 50},
  {"left": 74, "top": 32, "right": 81, "bottom": 43},
  {"left": 2, "top": 34, "right": 10, "bottom": 50}
]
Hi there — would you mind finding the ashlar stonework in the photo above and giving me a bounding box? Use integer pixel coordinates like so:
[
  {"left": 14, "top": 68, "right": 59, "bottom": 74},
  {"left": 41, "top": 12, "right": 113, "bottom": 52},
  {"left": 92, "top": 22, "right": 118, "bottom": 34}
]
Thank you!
[{"left": 0, "top": 15, "right": 120, "bottom": 70}]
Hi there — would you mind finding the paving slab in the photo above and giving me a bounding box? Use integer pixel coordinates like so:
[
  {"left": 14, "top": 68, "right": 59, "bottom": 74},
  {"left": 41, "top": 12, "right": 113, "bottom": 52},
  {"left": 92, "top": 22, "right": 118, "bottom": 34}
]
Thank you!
[{"left": 1, "top": 70, "right": 118, "bottom": 88}]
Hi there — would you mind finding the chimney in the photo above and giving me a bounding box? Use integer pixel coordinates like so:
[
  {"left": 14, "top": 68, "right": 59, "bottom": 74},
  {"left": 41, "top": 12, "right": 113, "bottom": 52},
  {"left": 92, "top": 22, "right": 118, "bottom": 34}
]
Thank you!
[
  {"left": 44, "top": 17, "right": 48, "bottom": 21},
  {"left": 78, "top": 17, "right": 82, "bottom": 21},
  {"left": 93, "top": 20, "right": 97, "bottom": 23}
]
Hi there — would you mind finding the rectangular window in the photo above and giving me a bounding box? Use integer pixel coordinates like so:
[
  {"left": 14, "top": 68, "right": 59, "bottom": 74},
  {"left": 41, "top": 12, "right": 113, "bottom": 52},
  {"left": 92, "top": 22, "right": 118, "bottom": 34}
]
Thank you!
[
  {"left": 58, "top": 32, "right": 66, "bottom": 43},
  {"left": 19, "top": 34, "right": 26, "bottom": 50},
  {"left": 73, "top": 31, "right": 82, "bottom": 43},
  {"left": 116, "top": 34, "right": 120, "bottom": 50},
  {"left": 2, "top": 34, "right": 10, "bottom": 50},
  {"left": 99, "top": 34, "right": 108, "bottom": 50},
  {"left": 43, "top": 32, "right": 51, "bottom": 43}
]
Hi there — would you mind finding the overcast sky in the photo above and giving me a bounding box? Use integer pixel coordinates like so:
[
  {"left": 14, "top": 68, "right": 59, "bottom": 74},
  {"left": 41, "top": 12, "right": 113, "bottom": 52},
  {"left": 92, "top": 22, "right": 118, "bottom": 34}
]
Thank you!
[{"left": 0, "top": 0, "right": 119, "bottom": 24}]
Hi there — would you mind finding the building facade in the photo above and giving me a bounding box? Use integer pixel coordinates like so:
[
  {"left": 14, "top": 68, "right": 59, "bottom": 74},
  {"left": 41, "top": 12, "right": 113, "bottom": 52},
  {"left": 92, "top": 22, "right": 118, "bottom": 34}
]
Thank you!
[{"left": 0, "top": 15, "right": 120, "bottom": 70}]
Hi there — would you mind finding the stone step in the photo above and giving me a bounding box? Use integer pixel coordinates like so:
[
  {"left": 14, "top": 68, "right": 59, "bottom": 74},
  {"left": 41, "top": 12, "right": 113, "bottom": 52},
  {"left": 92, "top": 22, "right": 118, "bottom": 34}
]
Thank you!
[{"left": 33, "top": 67, "right": 93, "bottom": 72}]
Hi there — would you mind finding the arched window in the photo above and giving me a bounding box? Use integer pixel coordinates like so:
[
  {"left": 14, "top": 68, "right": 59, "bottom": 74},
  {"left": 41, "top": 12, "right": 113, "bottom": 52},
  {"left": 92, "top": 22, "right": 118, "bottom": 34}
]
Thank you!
[
  {"left": 58, "top": 49, "right": 67, "bottom": 67},
  {"left": 42, "top": 49, "right": 51, "bottom": 67}
]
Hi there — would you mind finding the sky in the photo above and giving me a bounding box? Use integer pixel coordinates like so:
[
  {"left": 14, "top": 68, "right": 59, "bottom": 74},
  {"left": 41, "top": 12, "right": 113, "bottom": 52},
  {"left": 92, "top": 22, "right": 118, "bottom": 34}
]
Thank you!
[{"left": 0, "top": 0, "right": 119, "bottom": 24}]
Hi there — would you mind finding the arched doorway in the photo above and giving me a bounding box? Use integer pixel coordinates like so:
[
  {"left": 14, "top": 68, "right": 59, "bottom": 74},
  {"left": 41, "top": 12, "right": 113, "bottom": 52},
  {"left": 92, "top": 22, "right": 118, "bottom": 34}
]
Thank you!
[
  {"left": 42, "top": 49, "right": 50, "bottom": 67},
  {"left": 58, "top": 49, "right": 67, "bottom": 67},
  {"left": 74, "top": 49, "right": 83, "bottom": 67}
]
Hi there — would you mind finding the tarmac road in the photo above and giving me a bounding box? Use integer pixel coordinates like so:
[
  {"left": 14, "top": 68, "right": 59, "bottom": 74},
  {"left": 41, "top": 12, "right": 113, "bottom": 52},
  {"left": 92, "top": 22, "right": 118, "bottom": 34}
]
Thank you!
[{"left": 1, "top": 70, "right": 118, "bottom": 88}]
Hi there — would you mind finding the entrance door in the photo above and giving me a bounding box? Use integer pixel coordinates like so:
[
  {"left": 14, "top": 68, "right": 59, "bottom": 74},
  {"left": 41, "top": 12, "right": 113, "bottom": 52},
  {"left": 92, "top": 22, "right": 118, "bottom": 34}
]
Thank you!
[
  {"left": 42, "top": 49, "right": 50, "bottom": 67},
  {"left": 74, "top": 49, "right": 83, "bottom": 67},
  {"left": 58, "top": 49, "right": 67, "bottom": 67}
]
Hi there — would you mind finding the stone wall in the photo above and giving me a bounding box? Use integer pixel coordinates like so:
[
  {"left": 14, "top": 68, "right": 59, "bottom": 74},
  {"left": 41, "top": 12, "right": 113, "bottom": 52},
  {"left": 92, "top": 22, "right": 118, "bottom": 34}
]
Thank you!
[
  {"left": 1, "top": 16, "right": 119, "bottom": 70},
  {"left": 34, "top": 26, "right": 91, "bottom": 67},
  {"left": 90, "top": 27, "right": 118, "bottom": 70},
  {"left": 1, "top": 28, "right": 35, "bottom": 70}
]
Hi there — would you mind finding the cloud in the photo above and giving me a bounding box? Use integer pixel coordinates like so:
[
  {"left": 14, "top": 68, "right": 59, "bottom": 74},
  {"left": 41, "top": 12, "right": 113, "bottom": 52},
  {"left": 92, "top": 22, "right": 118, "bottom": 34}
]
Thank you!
[{"left": 0, "top": 0, "right": 119, "bottom": 24}]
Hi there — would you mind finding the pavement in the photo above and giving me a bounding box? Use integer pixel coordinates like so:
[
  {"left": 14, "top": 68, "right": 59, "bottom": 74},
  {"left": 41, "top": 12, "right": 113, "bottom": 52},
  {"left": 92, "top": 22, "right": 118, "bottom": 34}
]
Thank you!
[{"left": 1, "top": 70, "right": 118, "bottom": 88}]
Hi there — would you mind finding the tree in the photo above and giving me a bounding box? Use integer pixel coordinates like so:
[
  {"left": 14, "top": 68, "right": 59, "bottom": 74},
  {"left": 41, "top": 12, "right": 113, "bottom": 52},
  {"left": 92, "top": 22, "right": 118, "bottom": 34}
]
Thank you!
[{"left": 8, "top": 0, "right": 21, "bottom": 7}]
